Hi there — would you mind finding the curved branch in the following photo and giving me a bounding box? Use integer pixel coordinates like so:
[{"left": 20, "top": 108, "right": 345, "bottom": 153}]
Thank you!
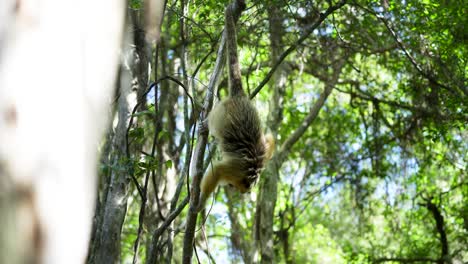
[
  {"left": 276, "top": 59, "right": 346, "bottom": 164},
  {"left": 424, "top": 199, "right": 450, "bottom": 263}
]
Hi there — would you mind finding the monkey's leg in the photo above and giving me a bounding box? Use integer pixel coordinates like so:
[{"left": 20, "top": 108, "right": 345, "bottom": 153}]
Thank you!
[
  {"left": 207, "top": 102, "right": 228, "bottom": 140},
  {"left": 263, "top": 133, "right": 276, "bottom": 160}
]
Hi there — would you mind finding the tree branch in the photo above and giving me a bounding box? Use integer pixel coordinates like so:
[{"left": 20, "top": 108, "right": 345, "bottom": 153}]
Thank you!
[
  {"left": 423, "top": 199, "right": 450, "bottom": 263},
  {"left": 276, "top": 59, "right": 346, "bottom": 164},
  {"left": 181, "top": 1, "right": 246, "bottom": 263},
  {"left": 146, "top": 196, "right": 190, "bottom": 264}
]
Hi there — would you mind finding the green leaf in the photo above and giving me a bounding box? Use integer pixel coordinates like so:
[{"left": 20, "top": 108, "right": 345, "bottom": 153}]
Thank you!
[{"left": 165, "top": 160, "right": 173, "bottom": 169}]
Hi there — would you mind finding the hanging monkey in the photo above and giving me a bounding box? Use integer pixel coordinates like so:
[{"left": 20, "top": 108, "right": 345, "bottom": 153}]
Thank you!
[{"left": 198, "top": 1, "right": 275, "bottom": 210}]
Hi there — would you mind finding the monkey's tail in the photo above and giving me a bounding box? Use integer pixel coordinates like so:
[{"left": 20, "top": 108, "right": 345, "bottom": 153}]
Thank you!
[{"left": 225, "top": 1, "right": 246, "bottom": 97}]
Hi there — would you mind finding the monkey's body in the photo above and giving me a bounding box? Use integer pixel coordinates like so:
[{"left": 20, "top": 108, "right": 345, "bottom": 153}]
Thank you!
[
  {"left": 209, "top": 97, "right": 263, "bottom": 163},
  {"left": 198, "top": 0, "right": 274, "bottom": 209},
  {"left": 199, "top": 96, "right": 274, "bottom": 207}
]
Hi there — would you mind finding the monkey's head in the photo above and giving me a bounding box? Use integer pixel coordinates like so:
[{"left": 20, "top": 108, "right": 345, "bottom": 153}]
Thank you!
[
  {"left": 229, "top": 169, "right": 259, "bottom": 193},
  {"left": 229, "top": 179, "right": 253, "bottom": 193},
  {"left": 240, "top": 176, "right": 255, "bottom": 193},
  {"left": 230, "top": 144, "right": 270, "bottom": 193}
]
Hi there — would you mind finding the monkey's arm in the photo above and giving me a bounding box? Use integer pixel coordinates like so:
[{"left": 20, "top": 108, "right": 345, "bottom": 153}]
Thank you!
[
  {"left": 198, "top": 159, "right": 242, "bottom": 210},
  {"left": 198, "top": 162, "right": 220, "bottom": 210}
]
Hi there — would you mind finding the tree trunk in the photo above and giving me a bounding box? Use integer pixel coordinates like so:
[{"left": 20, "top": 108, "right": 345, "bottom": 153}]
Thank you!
[
  {"left": 254, "top": 4, "right": 287, "bottom": 263},
  {"left": 89, "top": 9, "right": 152, "bottom": 262},
  {"left": 0, "top": 0, "right": 125, "bottom": 263},
  {"left": 89, "top": 63, "right": 136, "bottom": 264}
]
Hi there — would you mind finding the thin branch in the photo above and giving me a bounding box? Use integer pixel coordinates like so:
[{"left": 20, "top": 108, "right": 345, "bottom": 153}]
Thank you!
[
  {"left": 192, "top": 45, "right": 217, "bottom": 79},
  {"left": 249, "top": 0, "right": 348, "bottom": 99},
  {"left": 334, "top": 83, "right": 427, "bottom": 113},
  {"left": 296, "top": 174, "right": 347, "bottom": 220},
  {"left": 166, "top": 5, "right": 217, "bottom": 44},
  {"left": 146, "top": 196, "right": 190, "bottom": 263},
  {"left": 158, "top": 196, "right": 189, "bottom": 235}
]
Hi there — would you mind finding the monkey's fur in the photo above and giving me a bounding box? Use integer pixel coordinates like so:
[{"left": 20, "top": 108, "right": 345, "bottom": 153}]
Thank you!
[{"left": 198, "top": 1, "right": 275, "bottom": 209}]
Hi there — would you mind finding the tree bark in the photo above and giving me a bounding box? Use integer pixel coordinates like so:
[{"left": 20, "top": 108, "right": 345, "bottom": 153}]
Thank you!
[
  {"left": 90, "top": 63, "right": 135, "bottom": 264},
  {"left": 89, "top": 10, "right": 151, "bottom": 262}
]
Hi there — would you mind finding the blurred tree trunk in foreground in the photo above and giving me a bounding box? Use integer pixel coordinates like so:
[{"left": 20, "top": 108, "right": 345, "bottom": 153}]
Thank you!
[{"left": 0, "top": 0, "right": 125, "bottom": 263}]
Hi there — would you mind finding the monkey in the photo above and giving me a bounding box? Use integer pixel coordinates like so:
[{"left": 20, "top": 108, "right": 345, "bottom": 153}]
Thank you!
[{"left": 198, "top": 1, "right": 275, "bottom": 210}]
